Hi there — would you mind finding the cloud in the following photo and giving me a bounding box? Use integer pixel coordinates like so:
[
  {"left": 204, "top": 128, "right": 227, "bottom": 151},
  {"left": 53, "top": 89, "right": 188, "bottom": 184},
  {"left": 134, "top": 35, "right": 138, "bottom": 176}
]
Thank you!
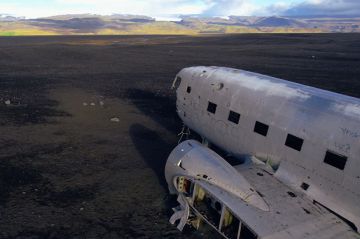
[
  {"left": 1, "top": 0, "right": 209, "bottom": 19},
  {"left": 280, "top": 0, "right": 360, "bottom": 16},
  {"left": 0, "top": 3, "right": 80, "bottom": 18},
  {"left": 200, "top": 0, "right": 260, "bottom": 17},
  {"left": 2, "top": 0, "right": 263, "bottom": 19},
  {"left": 55, "top": 0, "right": 208, "bottom": 18},
  {"left": 200, "top": 0, "right": 360, "bottom": 17},
  {"left": 1, "top": 0, "right": 359, "bottom": 19}
]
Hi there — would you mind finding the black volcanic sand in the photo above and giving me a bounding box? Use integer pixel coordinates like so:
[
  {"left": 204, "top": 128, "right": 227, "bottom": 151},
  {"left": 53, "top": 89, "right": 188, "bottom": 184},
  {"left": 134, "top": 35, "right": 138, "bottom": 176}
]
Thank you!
[{"left": 0, "top": 34, "right": 359, "bottom": 238}]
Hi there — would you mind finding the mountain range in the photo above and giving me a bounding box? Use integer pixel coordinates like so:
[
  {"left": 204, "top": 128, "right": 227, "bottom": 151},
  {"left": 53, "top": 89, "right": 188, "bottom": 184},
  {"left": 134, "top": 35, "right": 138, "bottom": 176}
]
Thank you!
[{"left": 1, "top": 14, "right": 359, "bottom": 36}]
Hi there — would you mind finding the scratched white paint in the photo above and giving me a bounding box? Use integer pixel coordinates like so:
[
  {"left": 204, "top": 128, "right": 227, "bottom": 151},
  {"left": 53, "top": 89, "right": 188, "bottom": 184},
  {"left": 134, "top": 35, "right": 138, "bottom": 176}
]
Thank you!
[{"left": 228, "top": 72, "right": 311, "bottom": 101}]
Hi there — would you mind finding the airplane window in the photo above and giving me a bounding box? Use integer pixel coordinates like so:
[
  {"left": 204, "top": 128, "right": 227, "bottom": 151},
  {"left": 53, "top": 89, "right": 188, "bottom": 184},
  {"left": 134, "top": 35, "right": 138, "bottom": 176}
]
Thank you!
[
  {"left": 254, "top": 121, "right": 269, "bottom": 136},
  {"left": 301, "top": 182, "right": 310, "bottom": 191},
  {"left": 324, "top": 150, "right": 347, "bottom": 170},
  {"left": 187, "top": 86, "right": 192, "bottom": 93},
  {"left": 228, "top": 111, "right": 240, "bottom": 124},
  {"left": 207, "top": 102, "right": 217, "bottom": 114},
  {"left": 285, "top": 134, "right": 304, "bottom": 151}
]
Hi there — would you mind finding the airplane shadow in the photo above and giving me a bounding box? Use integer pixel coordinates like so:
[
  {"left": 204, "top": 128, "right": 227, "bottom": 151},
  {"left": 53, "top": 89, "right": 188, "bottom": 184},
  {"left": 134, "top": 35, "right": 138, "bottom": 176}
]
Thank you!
[
  {"left": 129, "top": 123, "right": 175, "bottom": 189},
  {"left": 125, "top": 88, "right": 181, "bottom": 135}
]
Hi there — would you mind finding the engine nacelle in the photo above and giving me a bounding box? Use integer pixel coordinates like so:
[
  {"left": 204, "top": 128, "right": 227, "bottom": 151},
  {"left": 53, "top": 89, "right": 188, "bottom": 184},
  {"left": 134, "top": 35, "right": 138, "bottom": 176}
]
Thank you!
[{"left": 165, "top": 140, "right": 269, "bottom": 212}]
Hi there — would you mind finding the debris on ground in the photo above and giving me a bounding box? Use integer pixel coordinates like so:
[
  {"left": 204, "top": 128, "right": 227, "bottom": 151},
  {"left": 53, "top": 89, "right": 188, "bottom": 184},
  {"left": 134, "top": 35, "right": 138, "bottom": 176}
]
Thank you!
[{"left": 110, "top": 117, "right": 120, "bottom": 122}]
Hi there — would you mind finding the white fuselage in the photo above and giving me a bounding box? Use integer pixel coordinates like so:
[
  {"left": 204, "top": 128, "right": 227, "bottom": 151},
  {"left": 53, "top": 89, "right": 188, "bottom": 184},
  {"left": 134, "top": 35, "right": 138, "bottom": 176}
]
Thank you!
[{"left": 174, "top": 66, "right": 360, "bottom": 231}]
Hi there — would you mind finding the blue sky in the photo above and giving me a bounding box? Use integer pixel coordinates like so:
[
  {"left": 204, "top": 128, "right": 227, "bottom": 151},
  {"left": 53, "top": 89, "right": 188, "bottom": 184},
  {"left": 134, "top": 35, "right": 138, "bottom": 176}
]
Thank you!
[{"left": 0, "top": 0, "right": 359, "bottom": 19}]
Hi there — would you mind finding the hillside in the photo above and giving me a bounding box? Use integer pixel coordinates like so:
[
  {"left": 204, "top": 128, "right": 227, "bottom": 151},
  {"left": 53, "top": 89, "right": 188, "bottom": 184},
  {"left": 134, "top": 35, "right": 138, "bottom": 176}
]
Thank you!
[{"left": 1, "top": 14, "right": 359, "bottom": 35}]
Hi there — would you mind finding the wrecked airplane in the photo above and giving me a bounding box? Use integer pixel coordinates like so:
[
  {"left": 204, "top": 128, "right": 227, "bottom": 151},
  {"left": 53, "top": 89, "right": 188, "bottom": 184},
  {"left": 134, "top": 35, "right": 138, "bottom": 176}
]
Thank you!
[{"left": 165, "top": 66, "right": 360, "bottom": 239}]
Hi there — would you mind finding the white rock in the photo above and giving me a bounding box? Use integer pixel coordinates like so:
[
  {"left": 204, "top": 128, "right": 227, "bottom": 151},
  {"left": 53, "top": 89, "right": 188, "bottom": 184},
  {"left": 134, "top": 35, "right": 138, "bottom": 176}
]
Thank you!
[
  {"left": 110, "top": 117, "right": 120, "bottom": 122},
  {"left": 99, "top": 101, "right": 105, "bottom": 106},
  {"left": 5, "top": 100, "right": 11, "bottom": 105},
  {"left": 90, "top": 102, "right": 96, "bottom": 106},
  {"left": 83, "top": 102, "right": 88, "bottom": 106}
]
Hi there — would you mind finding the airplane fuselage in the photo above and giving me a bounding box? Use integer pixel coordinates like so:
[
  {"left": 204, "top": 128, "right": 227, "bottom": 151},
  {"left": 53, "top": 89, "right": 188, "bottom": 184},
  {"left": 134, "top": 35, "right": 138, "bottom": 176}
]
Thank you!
[{"left": 165, "top": 66, "right": 360, "bottom": 238}]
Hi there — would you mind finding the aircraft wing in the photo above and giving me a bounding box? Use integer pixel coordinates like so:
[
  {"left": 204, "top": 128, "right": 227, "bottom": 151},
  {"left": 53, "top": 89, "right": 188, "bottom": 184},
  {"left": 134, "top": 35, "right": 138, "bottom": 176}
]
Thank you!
[{"left": 230, "top": 162, "right": 360, "bottom": 239}]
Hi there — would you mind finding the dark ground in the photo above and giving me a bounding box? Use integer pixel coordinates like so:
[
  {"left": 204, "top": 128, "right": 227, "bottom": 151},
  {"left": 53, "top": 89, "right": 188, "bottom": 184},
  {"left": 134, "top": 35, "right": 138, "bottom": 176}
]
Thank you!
[{"left": 0, "top": 34, "right": 359, "bottom": 239}]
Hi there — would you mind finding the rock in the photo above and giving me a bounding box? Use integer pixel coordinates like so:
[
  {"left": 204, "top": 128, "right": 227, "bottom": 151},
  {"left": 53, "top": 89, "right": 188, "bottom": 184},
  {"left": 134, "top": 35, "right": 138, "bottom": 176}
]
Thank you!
[
  {"left": 4, "top": 100, "right": 11, "bottom": 105},
  {"left": 110, "top": 117, "right": 120, "bottom": 122},
  {"left": 99, "top": 101, "right": 105, "bottom": 107},
  {"left": 90, "top": 103, "right": 96, "bottom": 106},
  {"left": 83, "top": 102, "right": 88, "bottom": 106}
]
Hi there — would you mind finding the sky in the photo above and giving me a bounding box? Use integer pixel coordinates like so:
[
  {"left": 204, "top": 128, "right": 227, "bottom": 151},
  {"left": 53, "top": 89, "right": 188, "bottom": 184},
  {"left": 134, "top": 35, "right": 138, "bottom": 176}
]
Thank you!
[{"left": 0, "top": 0, "right": 359, "bottom": 20}]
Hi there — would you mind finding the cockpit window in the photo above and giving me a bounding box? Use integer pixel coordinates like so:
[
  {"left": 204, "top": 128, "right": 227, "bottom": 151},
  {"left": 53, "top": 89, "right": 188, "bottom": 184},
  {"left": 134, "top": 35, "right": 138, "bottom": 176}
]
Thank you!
[{"left": 172, "top": 76, "right": 182, "bottom": 90}]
